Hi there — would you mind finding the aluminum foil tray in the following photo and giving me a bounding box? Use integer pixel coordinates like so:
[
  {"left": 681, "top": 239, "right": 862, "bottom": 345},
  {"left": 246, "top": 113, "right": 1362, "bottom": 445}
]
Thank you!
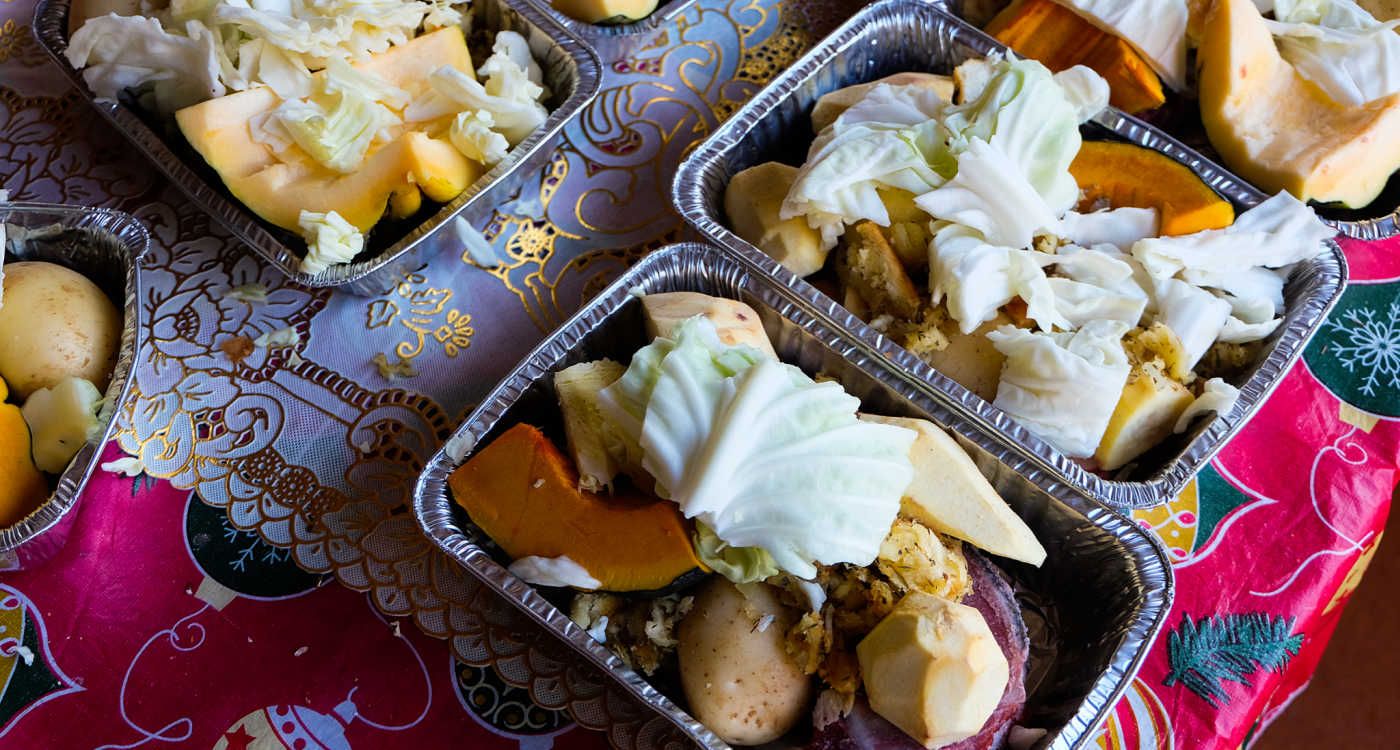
[
  {"left": 414, "top": 242, "right": 1173, "bottom": 750},
  {"left": 518, "top": 0, "right": 697, "bottom": 61},
  {"left": 935, "top": 0, "right": 1399, "bottom": 239},
  {"left": 0, "top": 202, "right": 147, "bottom": 570},
  {"left": 673, "top": 0, "right": 1348, "bottom": 508},
  {"left": 32, "top": 0, "right": 602, "bottom": 296}
]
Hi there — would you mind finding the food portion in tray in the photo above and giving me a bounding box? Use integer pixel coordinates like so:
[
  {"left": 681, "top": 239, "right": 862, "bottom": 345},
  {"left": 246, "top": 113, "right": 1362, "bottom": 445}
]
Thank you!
[
  {"left": 723, "top": 56, "right": 1336, "bottom": 474},
  {"left": 448, "top": 291, "right": 1049, "bottom": 748},
  {"left": 64, "top": 1, "right": 552, "bottom": 274},
  {"left": 976, "top": 0, "right": 1400, "bottom": 212},
  {"left": 0, "top": 224, "right": 121, "bottom": 527},
  {"left": 550, "top": 0, "right": 660, "bottom": 24}
]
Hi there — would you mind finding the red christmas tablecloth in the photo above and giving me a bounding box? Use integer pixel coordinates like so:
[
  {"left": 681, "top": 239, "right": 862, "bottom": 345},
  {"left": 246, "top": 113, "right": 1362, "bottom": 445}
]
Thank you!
[{"left": 2, "top": 0, "right": 1398, "bottom": 747}]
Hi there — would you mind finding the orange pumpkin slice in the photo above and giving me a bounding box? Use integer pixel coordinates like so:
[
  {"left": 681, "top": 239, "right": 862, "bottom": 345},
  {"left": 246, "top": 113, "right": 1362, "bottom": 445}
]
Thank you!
[
  {"left": 449, "top": 423, "right": 705, "bottom": 592},
  {"left": 1070, "top": 141, "right": 1236, "bottom": 236}
]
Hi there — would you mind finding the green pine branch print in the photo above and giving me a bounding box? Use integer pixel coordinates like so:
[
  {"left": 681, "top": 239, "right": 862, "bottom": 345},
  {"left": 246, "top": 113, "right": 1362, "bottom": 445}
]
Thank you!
[{"left": 1164, "top": 612, "right": 1304, "bottom": 708}]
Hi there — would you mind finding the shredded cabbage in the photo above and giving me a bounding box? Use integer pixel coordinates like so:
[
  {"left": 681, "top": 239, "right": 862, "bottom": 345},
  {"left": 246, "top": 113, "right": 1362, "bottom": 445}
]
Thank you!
[
  {"left": 986, "top": 320, "right": 1132, "bottom": 458},
  {"left": 271, "top": 58, "right": 403, "bottom": 173},
  {"left": 67, "top": 1, "right": 474, "bottom": 114},
  {"left": 449, "top": 110, "right": 510, "bottom": 166},
  {"left": 602, "top": 316, "right": 916, "bottom": 579},
  {"left": 297, "top": 210, "right": 364, "bottom": 274},
  {"left": 66, "top": 14, "right": 226, "bottom": 112}
]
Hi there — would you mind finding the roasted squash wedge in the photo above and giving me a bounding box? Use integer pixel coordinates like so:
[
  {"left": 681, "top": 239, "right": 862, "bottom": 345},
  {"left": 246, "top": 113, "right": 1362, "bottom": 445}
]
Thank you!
[
  {"left": 449, "top": 423, "right": 706, "bottom": 592},
  {"left": 1070, "top": 141, "right": 1235, "bottom": 235},
  {"left": 0, "top": 377, "right": 48, "bottom": 528},
  {"left": 986, "top": 0, "right": 1165, "bottom": 114},
  {"left": 1197, "top": 0, "right": 1400, "bottom": 208},
  {"left": 176, "top": 27, "right": 483, "bottom": 234}
]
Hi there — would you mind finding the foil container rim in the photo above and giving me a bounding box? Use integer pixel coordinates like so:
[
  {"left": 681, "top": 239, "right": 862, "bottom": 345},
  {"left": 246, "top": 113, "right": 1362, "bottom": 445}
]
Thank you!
[
  {"left": 0, "top": 201, "right": 148, "bottom": 559},
  {"left": 31, "top": 0, "right": 604, "bottom": 292},
  {"left": 516, "top": 0, "right": 696, "bottom": 41},
  {"left": 412, "top": 241, "right": 1175, "bottom": 750},
  {"left": 671, "top": 0, "right": 1349, "bottom": 509}
]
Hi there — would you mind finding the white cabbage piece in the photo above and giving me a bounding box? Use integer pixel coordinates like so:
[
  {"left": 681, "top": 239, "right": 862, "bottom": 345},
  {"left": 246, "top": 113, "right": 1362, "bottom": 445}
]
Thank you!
[
  {"left": 1055, "top": 0, "right": 1190, "bottom": 91},
  {"left": 605, "top": 317, "right": 917, "bottom": 579},
  {"left": 928, "top": 222, "right": 1068, "bottom": 333},
  {"left": 272, "top": 59, "right": 404, "bottom": 173},
  {"left": 1058, "top": 207, "right": 1160, "bottom": 250},
  {"left": 1218, "top": 315, "right": 1283, "bottom": 343},
  {"left": 915, "top": 138, "right": 1060, "bottom": 249},
  {"left": 986, "top": 320, "right": 1132, "bottom": 458},
  {"left": 1153, "top": 278, "right": 1232, "bottom": 370},
  {"left": 507, "top": 555, "right": 601, "bottom": 590},
  {"left": 1131, "top": 192, "right": 1332, "bottom": 278},
  {"left": 480, "top": 30, "right": 545, "bottom": 91},
  {"left": 66, "top": 14, "right": 226, "bottom": 112},
  {"left": 1264, "top": 0, "right": 1400, "bottom": 105},
  {"left": 1052, "top": 64, "right": 1112, "bottom": 121},
  {"left": 816, "top": 82, "right": 951, "bottom": 146},
  {"left": 783, "top": 119, "right": 952, "bottom": 248},
  {"left": 427, "top": 63, "right": 548, "bottom": 146},
  {"left": 1174, "top": 378, "right": 1241, "bottom": 433},
  {"left": 297, "top": 210, "right": 364, "bottom": 274},
  {"left": 67, "top": 0, "right": 472, "bottom": 113},
  {"left": 1047, "top": 277, "right": 1148, "bottom": 328},
  {"left": 942, "top": 57, "right": 1084, "bottom": 215},
  {"left": 449, "top": 110, "right": 510, "bottom": 166},
  {"left": 21, "top": 377, "right": 104, "bottom": 474}
]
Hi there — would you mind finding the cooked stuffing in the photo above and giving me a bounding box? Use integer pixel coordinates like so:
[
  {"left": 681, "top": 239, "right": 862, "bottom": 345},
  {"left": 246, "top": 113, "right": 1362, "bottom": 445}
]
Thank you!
[
  {"left": 570, "top": 592, "right": 695, "bottom": 675},
  {"left": 1123, "top": 322, "right": 1192, "bottom": 383},
  {"left": 886, "top": 306, "right": 953, "bottom": 360},
  {"left": 774, "top": 520, "right": 970, "bottom": 706}
]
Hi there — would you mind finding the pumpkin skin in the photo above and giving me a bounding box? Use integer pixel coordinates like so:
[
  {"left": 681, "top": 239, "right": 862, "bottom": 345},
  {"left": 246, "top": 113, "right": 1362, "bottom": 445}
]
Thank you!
[
  {"left": 449, "top": 423, "right": 706, "bottom": 592},
  {"left": 986, "top": 0, "right": 1165, "bottom": 114},
  {"left": 0, "top": 377, "right": 48, "bottom": 528},
  {"left": 1069, "top": 141, "right": 1235, "bottom": 236}
]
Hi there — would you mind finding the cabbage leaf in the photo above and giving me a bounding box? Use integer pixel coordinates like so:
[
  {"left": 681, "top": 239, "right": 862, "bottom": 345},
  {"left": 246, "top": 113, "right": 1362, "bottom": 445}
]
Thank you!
[
  {"left": 297, "top": 209, "right": 364, "bottom": 274},
  {"left": 606, "top": 316, "right": 916, "bottom": 579},
  {"left": 986, "top": 320, "right": 1132, "bottom": 457},
  {"left": 1265, "top": 0, "right": 1400, "bottom": 105}
]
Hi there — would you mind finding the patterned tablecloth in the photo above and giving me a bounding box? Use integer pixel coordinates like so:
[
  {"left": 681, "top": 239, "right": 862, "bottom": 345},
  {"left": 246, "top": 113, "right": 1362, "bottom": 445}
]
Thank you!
[{"left": 2, "top": 1, "right": 1399, "bottom": 748}]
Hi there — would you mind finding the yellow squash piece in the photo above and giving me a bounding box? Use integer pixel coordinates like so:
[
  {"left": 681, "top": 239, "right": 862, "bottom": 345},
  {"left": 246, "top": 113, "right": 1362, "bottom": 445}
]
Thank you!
[
  {"left": 176, "top": 27, "right": 484, "bottom": 234},
  {"left": 724, "top": 162, "right": 828, "bottom": 277},
  {"left": 551, "top": 0, "right": 659, "bottom": 23},
  {"left": 1095, "top": 365, "right": 1195, "bottom": 471},
  {"left": 986, "top": 0, "right": 1166, "bottom": 114},
  {"left": 0, "top": 378, "right": 48, "bottom": 528},
  {"left": 1070, "top": 141, "right": 1235, "bottom": 236},
  {"left": 1197, "top": 0, "right": 1400, "bottom": 208}
]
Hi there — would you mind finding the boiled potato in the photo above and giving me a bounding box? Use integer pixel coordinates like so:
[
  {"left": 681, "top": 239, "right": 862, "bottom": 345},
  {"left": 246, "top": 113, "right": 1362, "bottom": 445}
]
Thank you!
[
  {"left": 0, "top": 262, "right": 121, "bottom": 400},
  {"left": 677, "top": 578, "right": 813, "bottom": 745}
]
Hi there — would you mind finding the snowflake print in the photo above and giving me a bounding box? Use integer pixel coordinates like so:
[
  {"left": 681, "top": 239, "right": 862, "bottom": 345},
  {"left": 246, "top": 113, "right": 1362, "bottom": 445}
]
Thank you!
[{"left": 1324, "top": 301, "right": 1400, "bottom": 397}]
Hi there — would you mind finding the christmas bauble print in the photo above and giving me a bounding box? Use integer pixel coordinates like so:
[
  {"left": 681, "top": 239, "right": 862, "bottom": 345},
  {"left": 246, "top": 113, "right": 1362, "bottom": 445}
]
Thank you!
[
  {"left": 0, "top": 585, "right": 82, "bottom": 739},
  {"left": 1133, "top": 478, "right": 1200, "bottom": 564},
  {"left": 1304, "top": 281, "right": 1400, "bottom": 419},
  {"left": 453, "top": 660, "right": 572, "bottom": 748},
  {"left": 213, "top": 705, "right": 350, "bottom": 750},
  {"left": 183, "top": 492, "right": 322, "bottom": 599}
]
